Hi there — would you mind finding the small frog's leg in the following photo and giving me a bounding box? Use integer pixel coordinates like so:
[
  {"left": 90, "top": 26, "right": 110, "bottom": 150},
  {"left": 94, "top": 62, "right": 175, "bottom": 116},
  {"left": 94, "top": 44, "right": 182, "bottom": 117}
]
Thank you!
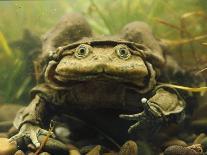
[
  {"left": 120, "top": 88, "right": 185, "bottom": 134},
  {"left": 9, "top": 95, "right": 55, "bottom": 148}
]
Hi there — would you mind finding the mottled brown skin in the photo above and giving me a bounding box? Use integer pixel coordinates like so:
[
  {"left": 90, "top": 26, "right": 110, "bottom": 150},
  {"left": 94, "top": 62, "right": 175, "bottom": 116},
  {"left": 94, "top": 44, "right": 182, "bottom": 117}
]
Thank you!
[{"left": 10, "top": 13, "right": 186, "bottom": 153}]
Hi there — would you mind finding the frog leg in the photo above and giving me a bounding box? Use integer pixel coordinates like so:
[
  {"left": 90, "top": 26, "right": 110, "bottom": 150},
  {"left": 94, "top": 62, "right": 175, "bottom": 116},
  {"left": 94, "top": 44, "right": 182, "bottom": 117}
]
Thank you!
[
  {"left": 9, "top": 95, "right": 55, "bottom": 148},
  {"left": 120, "top": 88, "right": 185, "bottom": 134}
]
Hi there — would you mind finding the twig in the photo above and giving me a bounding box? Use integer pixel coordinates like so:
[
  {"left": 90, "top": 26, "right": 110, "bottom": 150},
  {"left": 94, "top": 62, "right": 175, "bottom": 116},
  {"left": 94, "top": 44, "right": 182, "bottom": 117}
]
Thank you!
[
  {"left": 158, "top": 83, "right": 207, "bottom": 93},
  {"left": 155, "top": 18, "right": 184, "bottom": 32},
  {"left": 160, "top": 34, "right": 207, "bottom": 46},
  {"left": 195, "top": 68, "right": 207, "bottom": 75},
  {"left": 34, "top": 121, "right": 55, "bottom": 155}
]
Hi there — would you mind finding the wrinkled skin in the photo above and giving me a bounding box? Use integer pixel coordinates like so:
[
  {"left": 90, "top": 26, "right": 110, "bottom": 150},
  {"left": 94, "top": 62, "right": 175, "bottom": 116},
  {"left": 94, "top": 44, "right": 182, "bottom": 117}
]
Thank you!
[{"left": 9, "top": 13, "right": 186, "bottom": 154}]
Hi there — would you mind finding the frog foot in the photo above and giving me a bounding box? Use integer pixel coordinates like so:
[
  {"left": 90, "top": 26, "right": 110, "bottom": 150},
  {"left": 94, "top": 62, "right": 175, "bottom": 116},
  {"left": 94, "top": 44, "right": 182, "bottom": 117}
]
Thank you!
[
  {"left": 119, "top": 98, "right": 163, "bottom": 134},
  {"left": 9, "top": 123, "right": 54, "bottom": 148}
]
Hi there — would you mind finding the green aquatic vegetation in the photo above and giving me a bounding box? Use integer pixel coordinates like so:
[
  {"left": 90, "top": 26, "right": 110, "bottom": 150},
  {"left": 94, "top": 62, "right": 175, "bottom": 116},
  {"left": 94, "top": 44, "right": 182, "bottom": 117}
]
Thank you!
[{"left": 0, "top": 31, "right": 32, "bottom": 103}]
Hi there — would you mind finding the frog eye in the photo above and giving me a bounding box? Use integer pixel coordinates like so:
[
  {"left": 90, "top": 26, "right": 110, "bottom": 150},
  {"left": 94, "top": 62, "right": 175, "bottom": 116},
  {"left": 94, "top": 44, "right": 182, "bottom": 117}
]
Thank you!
[
  {"left": 115, "top": 45, "right": 131, "bottom": 60},
  {"left": 75, "top": 44, "right": 91, "bottom": 59}
]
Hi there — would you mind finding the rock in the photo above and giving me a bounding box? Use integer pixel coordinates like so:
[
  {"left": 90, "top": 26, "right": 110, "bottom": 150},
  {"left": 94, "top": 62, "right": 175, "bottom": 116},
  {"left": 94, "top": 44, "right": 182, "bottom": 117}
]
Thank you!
[
  {"left": 86, "top": 145, "right": 101, "bottom": 155},
  {"left": 70, "top": 150, "right": 81, "bottom": 155},
  {"left": 0, "top": 138, "right": 17, "bottom": 155},
  {"left": 37, "top": 135, "right": 68, "bottom": 155},
  {"left": 201, "top": 137, "right": 207, "bottom": 151},
  {"left": 119, "top": 140, "right": 138, "bottom": 155},
  {"left": 163, "top": 138, "right": 187, "bottom": 148},
  {"left": 187, "top": 144, "right": 203, "bottom": 154},
  {"left": 39, "top": 152, "right": 51, "bottom": 155},
  {"left": 103, "top": 153, "right": 118, "bottom": 155},
  {"left": 0, "top": 132, "right": 8, "bottom": 138},
  {"left": 14, "top": 150, "right": 25, "bottom": 155},
  {"left": 193, "top": 133, "right": 206, "bottom": 144},
  {"left": 54, "top": 126, "right": 71, "bottom": 143},
  {"left": 164, "top": 145, "right": 200, "bottom": 155},
  {"left": 0, "top": 104, "right": 23, "bottom": 122},
  {"left": 0, "top": 121, "right": 13, "bottom": 132},
  {"left": 68, "top": 144, "right": 81, "bottom": 155}
]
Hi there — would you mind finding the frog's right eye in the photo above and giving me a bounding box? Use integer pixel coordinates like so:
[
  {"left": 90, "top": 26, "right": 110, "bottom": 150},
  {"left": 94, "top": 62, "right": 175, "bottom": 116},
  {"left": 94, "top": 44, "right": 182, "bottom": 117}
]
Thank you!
[
  {"left": 75, "top": 44, "right": 92, "bottom": 59},
  {"left": 115, "top": 45, "right": 131, "bottom": 60}
]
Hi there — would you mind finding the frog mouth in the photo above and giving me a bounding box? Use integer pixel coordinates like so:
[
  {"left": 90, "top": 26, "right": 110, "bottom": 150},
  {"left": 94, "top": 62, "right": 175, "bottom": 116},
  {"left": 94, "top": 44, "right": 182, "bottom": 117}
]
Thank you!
[
  {"left": 45, "top": 61, "right": 156, "bottom": 93},
  {"left": 54, "top": 72, "right": 146, "bottom": 87}
]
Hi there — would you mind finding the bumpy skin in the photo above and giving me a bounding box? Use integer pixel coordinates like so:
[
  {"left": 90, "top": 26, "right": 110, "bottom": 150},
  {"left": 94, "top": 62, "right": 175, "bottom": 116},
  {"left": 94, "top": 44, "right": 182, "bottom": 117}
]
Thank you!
[{"left": 10, "top": 13, "right": 186, "bottom": 150}]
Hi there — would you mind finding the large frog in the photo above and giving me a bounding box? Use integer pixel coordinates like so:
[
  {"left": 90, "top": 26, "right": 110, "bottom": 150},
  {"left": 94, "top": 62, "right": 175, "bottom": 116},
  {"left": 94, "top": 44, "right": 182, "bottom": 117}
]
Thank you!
[{"left": 9, "top": 13, "right": 187, "bottom": 154}]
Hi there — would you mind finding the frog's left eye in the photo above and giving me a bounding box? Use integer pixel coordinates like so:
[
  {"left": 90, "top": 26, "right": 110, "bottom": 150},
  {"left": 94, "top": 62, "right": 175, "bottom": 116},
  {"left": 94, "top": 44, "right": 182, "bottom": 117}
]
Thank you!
[
  {"left": 115, "top": 45, "right": 131, "bottom": 60},
  {"left": 75, "top": 44, "right": 92, "bottom": 59}
]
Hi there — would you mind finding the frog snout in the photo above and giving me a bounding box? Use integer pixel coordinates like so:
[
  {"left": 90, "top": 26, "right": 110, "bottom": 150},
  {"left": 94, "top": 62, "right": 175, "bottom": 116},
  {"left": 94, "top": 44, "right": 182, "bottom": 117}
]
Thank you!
[
  {"left": 95, "top": 64, "right": 106, "bottom": 73},
  {"left": 91, "top": 55, "right": 110, "bottom": 72},
  {"left": 92, "top": 55, "right": 111, "bottom": 61}
]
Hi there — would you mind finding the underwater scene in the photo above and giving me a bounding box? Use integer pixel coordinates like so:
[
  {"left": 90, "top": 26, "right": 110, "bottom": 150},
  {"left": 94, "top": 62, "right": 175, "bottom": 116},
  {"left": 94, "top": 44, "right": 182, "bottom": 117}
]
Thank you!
[{"left": 0, "top": 0, "right": 207, "bottom": 154}]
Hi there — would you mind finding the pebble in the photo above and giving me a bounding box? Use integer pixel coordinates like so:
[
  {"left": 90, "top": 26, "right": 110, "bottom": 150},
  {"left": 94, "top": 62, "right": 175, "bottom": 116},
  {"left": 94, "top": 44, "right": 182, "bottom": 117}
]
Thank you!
[
  {"left": 187, "top": 144, "right": 203, "bottom": 154},
  {"left": 193, "top": 133, "right": 206, "bottom": 144},
  {"left": 0, "top": 138, "right": 17, "bottom": 155},
  {"left": 201, "top": 137, "right": 207, "bottom": 151},
  {"left": 86, "top": 145, "right": 101, "bottom": 155},
  {"left": 0, "top": 132, "right": 8, "bottom": 138},
  {"left": 163, "top": 138, "right": 187, "bottom": 148},
  {"left": 37, "top": 135, "right": 68, "bottom": 155},
  {"left": 164, "top": 145, "right": 200, "bottom": 155},
  {"left": 70, "top": 150, "right": 81, "bottom": 155},
  {"left": 39, "top": 152, "right": 51, "bottom": 155},
  {"left": 119, "top": 140, "right": 138, "bottom": 155},
  {"left": 14, "top": 150, "right": 25, "bottom": 155}
]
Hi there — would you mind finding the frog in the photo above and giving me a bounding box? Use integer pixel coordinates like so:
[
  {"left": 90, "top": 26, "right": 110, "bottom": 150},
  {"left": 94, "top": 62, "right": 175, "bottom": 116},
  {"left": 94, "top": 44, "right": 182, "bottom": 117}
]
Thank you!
[{"left": 9, "top": 13, "right": 188, "bottom": 154}]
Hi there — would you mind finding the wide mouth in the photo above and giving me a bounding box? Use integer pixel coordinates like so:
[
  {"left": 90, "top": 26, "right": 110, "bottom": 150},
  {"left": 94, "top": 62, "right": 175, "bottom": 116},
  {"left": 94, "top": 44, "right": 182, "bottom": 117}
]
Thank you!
[
  {"left": 53, "top": 71, "right": 148, "bottom": 89},
  {"left": 45, "top": 60, "right": 156, "bottom": 93}
]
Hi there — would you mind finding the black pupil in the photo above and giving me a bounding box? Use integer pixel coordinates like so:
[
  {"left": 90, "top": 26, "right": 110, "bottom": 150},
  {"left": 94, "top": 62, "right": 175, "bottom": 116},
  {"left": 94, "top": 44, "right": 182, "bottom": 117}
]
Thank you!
[
  {"left": 79, "top": 47, "right": 86, "bottom": 55},
  {"left": 120, "top": 49, "right": 127, "bottom": 56}
]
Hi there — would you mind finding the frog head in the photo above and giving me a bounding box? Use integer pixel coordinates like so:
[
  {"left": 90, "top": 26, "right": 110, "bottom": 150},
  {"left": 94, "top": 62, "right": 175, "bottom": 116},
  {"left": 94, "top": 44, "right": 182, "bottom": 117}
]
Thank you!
[
  {"left": 45, "top": 39, "right": 158, "bottom": 93},
  {"left": 42, "top": 14, "right": 165, "bottom": 93},
  {"left": 55, "top": 43, "right": 147, "bottom": 87}
]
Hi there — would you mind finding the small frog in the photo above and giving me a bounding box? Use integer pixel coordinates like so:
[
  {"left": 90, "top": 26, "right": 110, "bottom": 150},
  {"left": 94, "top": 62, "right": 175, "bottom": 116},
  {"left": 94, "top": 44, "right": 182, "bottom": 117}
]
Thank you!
[{"left": 10, "top": 13, "right": 186, "bottom": 153}]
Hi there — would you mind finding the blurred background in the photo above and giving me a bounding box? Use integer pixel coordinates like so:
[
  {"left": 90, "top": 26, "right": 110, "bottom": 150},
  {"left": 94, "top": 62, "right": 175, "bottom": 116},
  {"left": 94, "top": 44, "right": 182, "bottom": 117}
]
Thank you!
[{"left": 0, "top": 0, "right": 207, "bottom": 104}]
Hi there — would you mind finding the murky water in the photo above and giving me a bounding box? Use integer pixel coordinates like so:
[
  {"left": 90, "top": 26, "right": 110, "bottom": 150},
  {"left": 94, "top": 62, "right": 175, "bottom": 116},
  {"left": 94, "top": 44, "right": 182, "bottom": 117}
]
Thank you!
[{"left": 0, "top": 1, "right": 207, "bottom": 154}]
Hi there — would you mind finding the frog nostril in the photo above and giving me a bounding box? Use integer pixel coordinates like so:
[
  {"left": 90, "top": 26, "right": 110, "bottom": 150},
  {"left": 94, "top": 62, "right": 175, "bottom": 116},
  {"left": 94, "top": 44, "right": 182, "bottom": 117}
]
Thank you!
[
  {"left": 95, "top": 63, "right": 107, "bottom": 73},
  {"left": 96, "top": 65, "right": 104, "bottom": 73},
  {"left": 93, "top": 56, "right": 99, "bottom": 60}
]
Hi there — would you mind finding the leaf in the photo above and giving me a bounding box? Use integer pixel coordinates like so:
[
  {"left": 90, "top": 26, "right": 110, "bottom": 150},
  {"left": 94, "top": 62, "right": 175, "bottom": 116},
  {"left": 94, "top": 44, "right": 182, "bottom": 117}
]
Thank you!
[
  {"left": 202, "top": 42, "right": 207, "bottom": 46},
  {"left": 181, "top": 11, "right": 207, "bottom": 20},
  {"left": 159, "top": 83, "right": 207, "bottom": 93},
  {"left": 0, "top": 32, "right": 12, "bottom": 56},
  {"left": 160, "top": 34, "right": 207, "bottom": 46},
  {"left": 155, "top": 18, "right": 183, "bottom": 31},
  {"left": 14, "top": 77, "right": 31, "bottom": 100},
  {"left": 195, "top": 68, "right": 207, "bottom": 75}
]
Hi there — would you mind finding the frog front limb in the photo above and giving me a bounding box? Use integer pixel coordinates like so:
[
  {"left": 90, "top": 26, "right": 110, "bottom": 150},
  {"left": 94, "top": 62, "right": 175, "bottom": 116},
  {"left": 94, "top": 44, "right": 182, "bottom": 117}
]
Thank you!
[
  {"left": 120, "top": 88, "right": 185, "bottom": 134},
  {"left": 9, "top": 95, "right": 55, "bottom": 148},
  {"left": 9, "top": 123, "right": 51, "bottom": 148}
]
